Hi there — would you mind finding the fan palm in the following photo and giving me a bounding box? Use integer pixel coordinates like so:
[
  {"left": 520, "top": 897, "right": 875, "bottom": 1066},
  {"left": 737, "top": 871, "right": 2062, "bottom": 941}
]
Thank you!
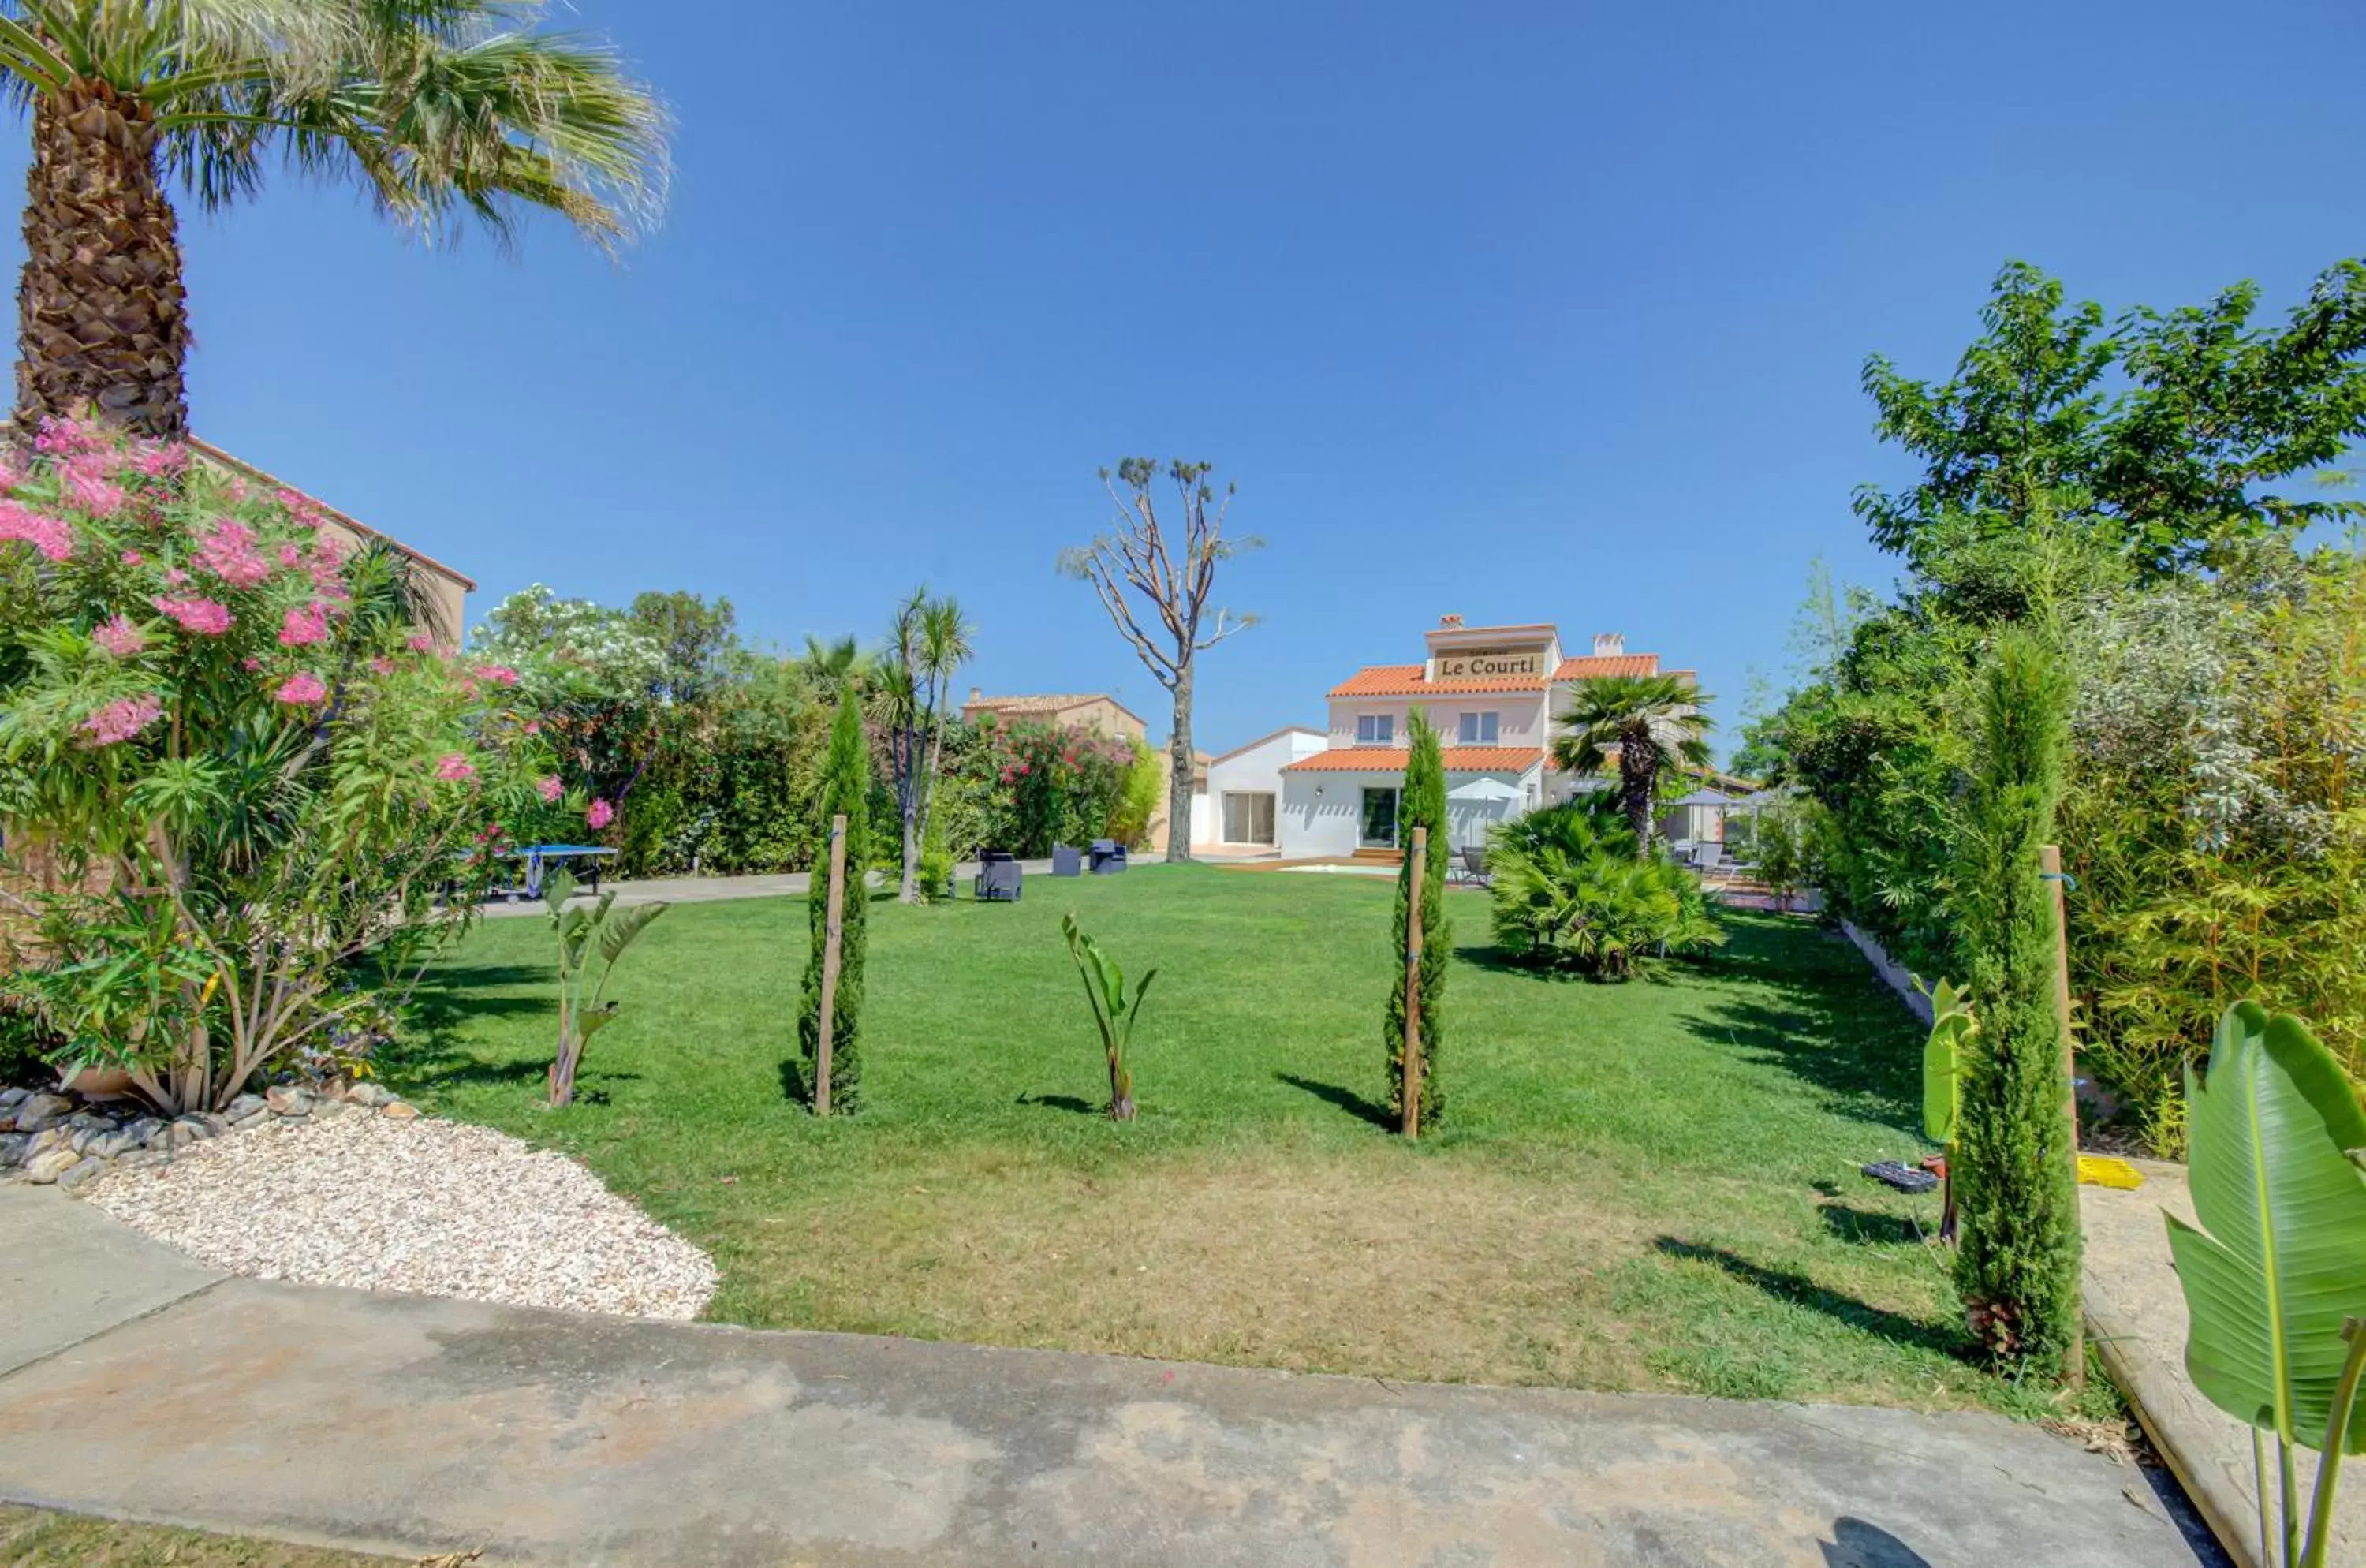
[
  {"left": 1551, "top": 674, "right": 1715, "bottom": 856},
  {"left": 0, "top": 0, "right": 667, "bottom": 440}
]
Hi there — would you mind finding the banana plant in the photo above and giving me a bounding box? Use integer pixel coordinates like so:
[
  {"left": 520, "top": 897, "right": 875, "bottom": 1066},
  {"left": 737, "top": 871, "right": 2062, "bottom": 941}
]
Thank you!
[
  {"left": 1062, "top": 912, "right": 1156, "bottom": 1122},
  {"left": 543, "top": 868, "right": 669, "bottom": 1107},
  {"left": 1920, "top": 978, "right": 1975, "bottom": 1241},
  {"left": 2166, "top": 1002, "right": 2366, "bottom": 1568}
]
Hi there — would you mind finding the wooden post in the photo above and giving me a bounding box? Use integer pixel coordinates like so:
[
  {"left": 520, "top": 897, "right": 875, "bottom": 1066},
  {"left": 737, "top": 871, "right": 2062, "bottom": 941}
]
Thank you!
[
  {"left": 2043, "top": 842, "right": 2085, "bottom": 1387},
  {"left": 1402, "top": 825, "right": 1426, "bottom": 1140},
  {"left": 815, "top": 813, "right": 848, "bottom": 1117}
]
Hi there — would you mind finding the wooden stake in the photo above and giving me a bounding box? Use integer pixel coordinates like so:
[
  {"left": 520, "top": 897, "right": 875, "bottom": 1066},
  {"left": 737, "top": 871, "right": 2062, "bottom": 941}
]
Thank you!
[
  {"left": 2043, "top": 841, "right": 2085, "bottom": 1387},
  {"left": 1402, "top": 824, "right": 1426, "bottom": 1140},
  {"left": 815, "top": 813, "right": 847, "bottom": 1117}
]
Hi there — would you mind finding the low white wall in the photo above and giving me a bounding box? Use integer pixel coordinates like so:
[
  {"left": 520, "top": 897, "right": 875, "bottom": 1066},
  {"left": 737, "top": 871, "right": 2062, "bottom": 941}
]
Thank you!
[{"left": 1840, "top": 919, "right": 1933, "bottom": 1026}]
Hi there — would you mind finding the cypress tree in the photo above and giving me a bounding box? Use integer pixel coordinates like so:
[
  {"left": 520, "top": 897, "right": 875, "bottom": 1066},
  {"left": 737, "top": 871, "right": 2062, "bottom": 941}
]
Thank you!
[
  {"left": 798, "top": 688, "right": 871, "bottom": 1111},
  {"left": 1950, "top": 628, "right": 2083, "bottom": 1377},
  {"left": 1385, "top": 707, "right": 1451, "bottom": 1128}
]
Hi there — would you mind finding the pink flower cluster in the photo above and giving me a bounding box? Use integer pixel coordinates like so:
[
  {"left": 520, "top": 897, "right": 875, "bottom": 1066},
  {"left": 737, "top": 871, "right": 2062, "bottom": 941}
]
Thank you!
[
  {"left": 132, "top": 441, "right": 189, "bottom": 479},
  {"left": 152, "top": 595, "right": 233, "bottom": 636},
  {"left": 33, "top": 416, "right": 101, "bottom": 457},
  {"left": 58, "top": 452, "right": 127, "bottom": 517},
  {"left": 473, "top": 664, "right": 520, "bottom": 688},
  {"left": 278, "top": 600, "right": 330, "bottom": 647},
  {"left": 405, "top": 632, "right": 435, "bottom": 654},
  {"left": 79, "top": 694, "right": 162, "bottom": 749},
  {"left": 195, "top": 517, "right": 272, "bottom": 589},
  {"left": 91, "top": 615, "right": 146, "bottom": 656},
  {"left": 274, "top": 487, "right": 327, "bottom": 529},
  {"left": 435, "top": 753, "right": 476, "bottom": 782},
  {"left": 537, "top": 776, "right": 565, "bottom": 803},
  {"left": 0, "top": 499, "right": 73, "bottom": 562},
  {"left": 275, "top": 671, "right": 327, "bottom": 706},
  {"left": 586, "top": 798, "right": 615, "bottom": 830}
]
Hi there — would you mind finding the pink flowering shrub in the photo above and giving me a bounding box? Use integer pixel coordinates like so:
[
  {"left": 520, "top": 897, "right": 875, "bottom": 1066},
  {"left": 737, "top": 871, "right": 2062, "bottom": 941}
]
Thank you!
[{"left": 0, "top": 421, "right": 555, "bottom": 1114}]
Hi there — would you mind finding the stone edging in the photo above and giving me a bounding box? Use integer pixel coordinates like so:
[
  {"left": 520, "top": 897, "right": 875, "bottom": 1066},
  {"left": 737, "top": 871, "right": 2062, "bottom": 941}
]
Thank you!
[
  {"left": 0, "top": 1081, "right": 421, "bottom": 1193},
  {"left": 1838, "top": 918, "right": 1934, "bottom": 1026}
]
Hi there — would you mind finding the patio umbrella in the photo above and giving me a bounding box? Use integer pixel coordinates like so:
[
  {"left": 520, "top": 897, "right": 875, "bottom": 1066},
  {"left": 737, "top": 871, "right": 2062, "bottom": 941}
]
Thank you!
[
  {"left": 1448, "top": 778, "right": 1525, "bottom": 804},
  {"left": 1665, "top": 786, "right": 1735, "bottom": 809}
]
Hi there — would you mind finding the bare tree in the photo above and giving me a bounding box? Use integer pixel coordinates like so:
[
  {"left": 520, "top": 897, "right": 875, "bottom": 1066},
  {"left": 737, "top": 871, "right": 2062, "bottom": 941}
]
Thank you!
[{"left": 1059, "top": 459, "right": 1260, "bottom": 863}]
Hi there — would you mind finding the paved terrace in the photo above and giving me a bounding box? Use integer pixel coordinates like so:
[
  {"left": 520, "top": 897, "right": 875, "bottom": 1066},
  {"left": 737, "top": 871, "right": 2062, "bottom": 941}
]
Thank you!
[{"left": 0, "top": 1185, "right": 2210, "bottom": 1566}]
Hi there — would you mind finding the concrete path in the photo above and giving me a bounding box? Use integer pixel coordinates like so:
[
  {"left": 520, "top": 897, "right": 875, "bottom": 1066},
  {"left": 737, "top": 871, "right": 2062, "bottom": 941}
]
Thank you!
[
  {"left": 0, "top": 1187, "right": 2204, "bottom": 1566},
  {"left": 2083, "top": 1162, "right": 2360, "bottom": 1568},
  {"left": 476, "top": 858, "right": 1056, "bottom": 917}
]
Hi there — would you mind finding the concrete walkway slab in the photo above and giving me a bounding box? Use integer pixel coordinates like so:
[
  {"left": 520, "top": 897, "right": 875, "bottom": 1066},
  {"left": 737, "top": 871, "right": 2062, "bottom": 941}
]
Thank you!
[
  {"left": 0, "top": 1186, "right": 221, "bottom": 1376},
  {"left": 0, "top": 1262, "right": 2201, "bottom": 1567},
  {"left": 2083, "top": 1162, "right": 2361, "bottom": 1568}
]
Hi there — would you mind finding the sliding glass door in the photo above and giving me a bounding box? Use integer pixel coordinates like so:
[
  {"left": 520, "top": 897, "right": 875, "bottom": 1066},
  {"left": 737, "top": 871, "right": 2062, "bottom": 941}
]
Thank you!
[{"left": 1358, "top": 787, "right": 1399, "bottom": 849}]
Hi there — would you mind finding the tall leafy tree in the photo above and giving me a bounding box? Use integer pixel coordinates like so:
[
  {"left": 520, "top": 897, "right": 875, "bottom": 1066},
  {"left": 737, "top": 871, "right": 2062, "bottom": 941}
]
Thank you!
[
  {"left": 627, "top": 591, "right": 737, "bottom": 708},
  {"left": 1857, "top": 258, "right": 2366, "bottom": 586},
  {"left": 1384, "top": 708, "right": 1449, "bottom": 1128},
  {"left": 1551, "top": 674, "right": 1713, "bottom": 856},
  {"left": 1950, "top": 628, "right": 2084, "bottom": 1379},
  {"left": 797, "top": 689, "right": 870, "bottom": 1111},
  {"left": 1059, "top": 458, "right": 1259, "bottom": 863},
  {"left": 0, "top": 0, "right": 669, "bottom": 439}
]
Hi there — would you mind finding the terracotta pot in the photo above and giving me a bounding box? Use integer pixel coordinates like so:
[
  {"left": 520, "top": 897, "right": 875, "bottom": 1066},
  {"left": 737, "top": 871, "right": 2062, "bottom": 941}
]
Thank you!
[{"left": 58, "top": 1062, "right": 136, "bottom": 1101}]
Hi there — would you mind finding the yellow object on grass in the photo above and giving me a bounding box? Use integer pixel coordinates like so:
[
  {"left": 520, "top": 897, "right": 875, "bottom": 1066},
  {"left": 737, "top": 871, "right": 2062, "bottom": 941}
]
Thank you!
[{"left": 2077, "top": 1155, "right": 2143, "bottom": 1189}]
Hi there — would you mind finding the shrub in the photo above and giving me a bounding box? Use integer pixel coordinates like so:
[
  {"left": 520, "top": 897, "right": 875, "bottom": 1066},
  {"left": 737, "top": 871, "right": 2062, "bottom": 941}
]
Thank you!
[
  {"left": 973, "top": 718, "right": 1136, "bottom": 855},
  {"left": 1384, "top": 708, "right": 1449, "bottom": 1128},
  {"left": 917, "top": 811, "right": 955, "bottom": 904},
  {"left": 1949, "top": 629, "right": 2084, "bottom": 1379},
  {"left": 1487, "top": 799, "right": 1723, "bottom": 979},
  {"left": 0, "top": 422, "right": 554, "bottom": 1113},
  {"left": 797, "top": 689, "right": 870, "bottom": 1111}
]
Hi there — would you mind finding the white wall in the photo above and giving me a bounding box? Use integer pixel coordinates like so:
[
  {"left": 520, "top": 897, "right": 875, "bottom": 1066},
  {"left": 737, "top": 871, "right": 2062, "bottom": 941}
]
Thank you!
[
  {"left": 1327, "top": 693, "right": 1550, "bottom": 748},
  {"left": 1200, "top": 729, "right": 1327, "bottom": 847},
  {"left": 1279, "top": 775, "right": 1368, "bottom": 858}
]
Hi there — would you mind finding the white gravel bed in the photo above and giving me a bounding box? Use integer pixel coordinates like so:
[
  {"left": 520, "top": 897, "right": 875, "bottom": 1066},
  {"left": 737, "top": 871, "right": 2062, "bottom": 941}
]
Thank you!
[{"left": 84, "top": 1110, "right": 717, "bottom": 1320}]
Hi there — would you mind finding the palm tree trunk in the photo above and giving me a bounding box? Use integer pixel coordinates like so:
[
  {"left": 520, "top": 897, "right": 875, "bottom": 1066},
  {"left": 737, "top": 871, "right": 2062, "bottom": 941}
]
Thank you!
[
  {"left": 15, "top": 81, "right": 191, "bottom": 442},
  {"left": 1166, "top": 665, "right": 1193, "bottom": 864},
  {"left": 1621, "top": 726, "right": 1658, "bottom": 856}
]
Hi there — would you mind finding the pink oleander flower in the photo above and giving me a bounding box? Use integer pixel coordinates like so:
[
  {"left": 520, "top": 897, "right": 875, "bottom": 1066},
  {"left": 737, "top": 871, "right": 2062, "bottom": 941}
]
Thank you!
[
  {"left": 132, "top": 442, "right": 190, "bottom": 478},
  {"left": 434, "top": 752, "right": 476, "bottom": 782},
  {"left": 457, "top": 676, "right": 479, "bottom": 699},
  {"left": 241, "top": 657, "right": 262, "bottom": 671},
  {"left": 225, "top": 477, "right": 249, "bottom": 503},
  {"left": 120, "top": 548, "right": 143, "bottom": 566},
  {"left": 369, "top": 655, "right": 396, "bottom": 676},
  {"left": 585, "top": 798, "right": 614, "bottom": 830},
  {"left": 405, "top": 632, "right": 435, "bottom": 653},
  {"left": 91, "top": 615, "right": 146, "bottom": 656},
  {"left": 536, "top": 775, "right": 564, "bottom": 803},
  {"left": 277, "top": 543, "right": 304, "bottom": 568},
  {"left": 274, "top": 487, "right": 327, "bottom": 529},
  {"left": 524, "top": 720, "right": 542, "bottom": 735},
  {"left": 60, "top": 453, "right": 128, "bottom": 517},
  {"left": 195, "top": 517, "right": 271, "bottom": 589},
  {"left": 163, "top": 566, "right": 188, "bottom": 586},
  {"left": 33, "top": 416, "right": 99, "bottom": 457},
  {"left": 274, "top": 671, "right": 327, "bottom": 705},
  {"left": 0, "top": 500, "right": 74, "bottom": 562},
  {"left": 78, "top": 694, "right": 163, "bottom": 749},
  {"left": 473, "top": 664, "right": 519, "bottom": 688},
  {"left": 151, "top": 595, "right": 233, "bottom": 636},
  {"left": 278, "top": 601, "right": 330, "bottom": 647}
]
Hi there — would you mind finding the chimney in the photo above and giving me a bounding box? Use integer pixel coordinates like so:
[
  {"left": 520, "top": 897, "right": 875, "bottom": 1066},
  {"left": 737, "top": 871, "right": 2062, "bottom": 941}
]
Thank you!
[
  {"left": 967, "top": 686, "right": 983, "bottom": 704},
  {"left": 1439, "top": 613, "right": 1465, "bottom": 629},
  {"left": 1592, "top": 633, "right": 1625, "bottom": 658}
]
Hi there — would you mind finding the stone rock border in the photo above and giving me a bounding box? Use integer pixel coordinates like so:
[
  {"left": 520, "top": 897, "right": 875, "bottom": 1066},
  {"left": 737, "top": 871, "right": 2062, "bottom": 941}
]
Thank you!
[{"left": 0, "top": 1079, "right": 419, "bottom": 1195}]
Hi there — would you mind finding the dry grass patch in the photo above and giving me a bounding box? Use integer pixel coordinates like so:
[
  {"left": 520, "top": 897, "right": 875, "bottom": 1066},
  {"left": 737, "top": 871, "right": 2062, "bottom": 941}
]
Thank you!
[{"left": 725, "top": 1144, "right": 1658, "bottom": 1388}]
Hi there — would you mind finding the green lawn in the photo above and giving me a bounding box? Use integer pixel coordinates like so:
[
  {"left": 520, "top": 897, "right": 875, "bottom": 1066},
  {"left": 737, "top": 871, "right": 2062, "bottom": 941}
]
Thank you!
[
  {"left": 397, "top": 864, "right": 2106, "bottom": 1421},
  {"left": 0, "top": 1508, "right": 394, "bottom": 1566}
]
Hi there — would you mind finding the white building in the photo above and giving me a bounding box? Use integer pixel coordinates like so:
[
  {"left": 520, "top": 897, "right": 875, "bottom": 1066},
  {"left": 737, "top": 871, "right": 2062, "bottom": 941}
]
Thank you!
[{"left": 1198, "top": 616, "right": 1688, "bottom": 860}]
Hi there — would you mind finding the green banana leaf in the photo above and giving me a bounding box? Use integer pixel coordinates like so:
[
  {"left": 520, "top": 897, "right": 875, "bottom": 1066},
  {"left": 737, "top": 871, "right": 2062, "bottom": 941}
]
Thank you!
[
  {"left": 599, "top": 901, "right": 666, "bottom": 964},
  {"left": 2166, "top": 1002, "right": 2366, "bottom": 1453},
  {"left": 1922, "top": 979, "right": 1972, "bottom": 1145}
]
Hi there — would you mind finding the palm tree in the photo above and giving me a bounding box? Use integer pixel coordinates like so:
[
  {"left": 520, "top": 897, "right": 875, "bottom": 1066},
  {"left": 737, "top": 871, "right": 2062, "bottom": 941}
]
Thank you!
[
  {"left": 912, "top": 593, "right": 973, "bottom": 859},
  {"left": 798, "top": 634, "right": 868, "bottom": 698},
  {"left": 1, "top": 1, "right": 667, "bottom": 441},
  {"left": 1551, "top": 674, "right": 1714, "bottom": 857}
]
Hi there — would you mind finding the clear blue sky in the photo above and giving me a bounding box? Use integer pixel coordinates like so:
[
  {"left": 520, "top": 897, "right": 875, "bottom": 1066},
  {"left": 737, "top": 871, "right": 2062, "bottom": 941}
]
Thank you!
[{"left": 7, "top": 1, "right": 2359, "bottom": 755}]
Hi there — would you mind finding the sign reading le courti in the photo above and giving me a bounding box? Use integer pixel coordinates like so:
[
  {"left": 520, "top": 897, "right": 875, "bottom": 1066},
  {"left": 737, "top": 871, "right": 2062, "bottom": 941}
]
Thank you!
[{"left": 1433, "top": 647, "right": 1545, "bottom": 679}]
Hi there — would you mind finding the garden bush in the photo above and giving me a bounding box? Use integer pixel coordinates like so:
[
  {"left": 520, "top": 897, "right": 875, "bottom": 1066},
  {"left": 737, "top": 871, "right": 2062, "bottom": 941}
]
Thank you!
[
  {"left": 1487, "top": 797, "right": 1723, "bottom": 979},
  {"left": 0, "top": 420, "right": 555, "bottom": 1112}
]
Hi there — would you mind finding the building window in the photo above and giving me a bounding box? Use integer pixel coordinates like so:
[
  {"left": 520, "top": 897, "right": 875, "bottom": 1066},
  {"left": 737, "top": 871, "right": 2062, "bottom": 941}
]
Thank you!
[
  {"left": 1457, "top": 711, "right": 1499, "bottom": 745},
  {"left": 1222, "top": 791, "right": 1276, "bottom": 846},
  {"left": 1356, "top": 714, "right": 1394, "bottom": 746}
]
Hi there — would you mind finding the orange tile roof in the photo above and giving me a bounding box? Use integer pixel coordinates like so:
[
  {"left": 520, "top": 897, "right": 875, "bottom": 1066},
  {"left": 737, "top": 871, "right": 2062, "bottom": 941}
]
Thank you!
[
  {"left": 1281, "top": 746, "right": 1545, "bottom": 774},
  {"left": 1328, "top": 665, "right": 1548, "bottom": 697},
  {"left": 1551, "top": 654, "right": 1661, "bottom": 679}
]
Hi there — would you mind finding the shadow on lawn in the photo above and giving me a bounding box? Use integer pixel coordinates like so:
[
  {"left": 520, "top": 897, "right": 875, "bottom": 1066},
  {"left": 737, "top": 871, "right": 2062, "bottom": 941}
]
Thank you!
[
  {"left": 1016, "top": 1092, "right": 1101, "bottom": 1116},
  {"left": 1274, "top": 1073, "right": 1394, "bottom": 1131},
  {"left": 1653, "top": 1238, "right": 1965, "bottom": 1359},
  {"left": 1680, "top": 914, "right": 1923, "bottom": 1129},
  {"left": 1817, "top": 1204, "right": 1928, "bottom": 1247}
]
